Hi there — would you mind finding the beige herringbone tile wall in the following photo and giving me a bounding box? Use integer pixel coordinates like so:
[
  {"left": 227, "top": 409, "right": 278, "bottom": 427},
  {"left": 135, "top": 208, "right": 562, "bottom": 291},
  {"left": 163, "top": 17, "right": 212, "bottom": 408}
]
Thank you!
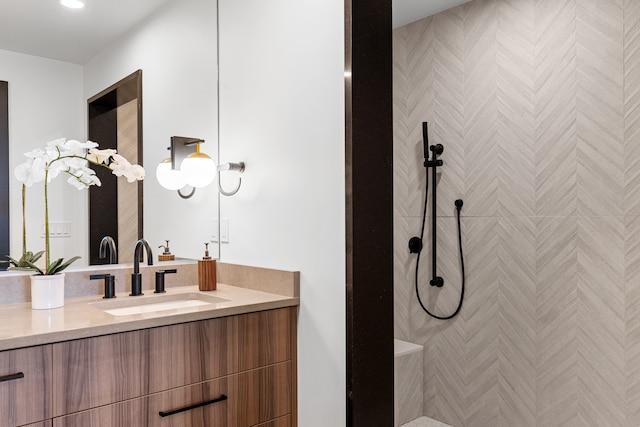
[{"left": 393, "top": 0, "right": 640, "bottom": 426}]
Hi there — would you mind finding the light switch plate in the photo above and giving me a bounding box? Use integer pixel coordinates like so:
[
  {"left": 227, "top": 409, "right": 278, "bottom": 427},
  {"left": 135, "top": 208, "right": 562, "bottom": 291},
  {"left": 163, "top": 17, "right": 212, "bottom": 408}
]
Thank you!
[{"left": 41, "top": 221, "right": 71, "bottom": 238}]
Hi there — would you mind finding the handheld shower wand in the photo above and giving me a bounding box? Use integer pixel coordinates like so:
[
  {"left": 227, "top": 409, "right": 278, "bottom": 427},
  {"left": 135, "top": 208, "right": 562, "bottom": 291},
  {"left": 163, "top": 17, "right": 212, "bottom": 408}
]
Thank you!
[{"left": 422, "top": 121, "right": 429, "bottom": 160}]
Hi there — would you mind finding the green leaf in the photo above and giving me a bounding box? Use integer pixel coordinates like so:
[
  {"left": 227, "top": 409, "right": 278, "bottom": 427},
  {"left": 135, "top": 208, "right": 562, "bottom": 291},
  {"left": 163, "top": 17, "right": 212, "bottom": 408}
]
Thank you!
[
  {"left": 7, "top": 256, "right": 21, "bottom": 267},
  {"left": 47, "top": 258, "right": 64, "bottom": 274},
  {"left": 8, "top": 251, "right": 80, "bottom": 275},
  {"left": 28, "top": 251, "right": 44, "bottom": 263},
  {"left": 47, "top": 256, "right": 81, "bottom": 275},
  {"left": 7, "top": 250, "right": 45, "bottom": 270},
  {"left": 24, "top": 261, "right": 44, "bottom": 275}
]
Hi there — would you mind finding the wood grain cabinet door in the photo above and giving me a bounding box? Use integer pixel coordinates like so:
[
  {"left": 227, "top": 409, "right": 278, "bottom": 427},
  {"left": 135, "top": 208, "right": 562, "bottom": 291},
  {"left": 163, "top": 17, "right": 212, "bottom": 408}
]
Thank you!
[
  {"left": 52, "top": 329, "right": 149, "bottom": 416},
  {"left": 147, "top": 314, "right": 236, "bottom": 393},
  {"left": 54, "top": 362, "right": 291, "bottom": 427},
  {"left": 148, "top": 308, "right": 293, "bottom": 393},
  {"left": 0, "top": 345, "right": 52, "bottom": 426},
  {"left": 235, "top": 361, "right": 292, "bottom": 427},
  {"left": 53, "top": 377, "right": 231, "bottom": 427},
  {"left": 236, "top": 308, "right": 292, "bottom": 372}
]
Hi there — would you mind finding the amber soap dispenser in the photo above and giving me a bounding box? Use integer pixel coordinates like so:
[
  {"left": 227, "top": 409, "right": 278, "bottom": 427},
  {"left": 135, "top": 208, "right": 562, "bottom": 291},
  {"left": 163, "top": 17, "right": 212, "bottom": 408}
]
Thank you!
[{"left": 198, "top": 243, "right": 217, "bottom": 291}]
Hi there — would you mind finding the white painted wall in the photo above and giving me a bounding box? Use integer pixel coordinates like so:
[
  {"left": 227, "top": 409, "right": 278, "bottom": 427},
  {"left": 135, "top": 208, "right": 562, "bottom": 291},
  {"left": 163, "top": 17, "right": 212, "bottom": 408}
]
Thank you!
[
  {"left": 83, "top": 0, "right": 219, "bottom": 260},
  {"left": 0, "top": 49, "right": 86, "bottom": 266},
  {"left": 218, "top": 1, "right": 346, "bottom": 425}
]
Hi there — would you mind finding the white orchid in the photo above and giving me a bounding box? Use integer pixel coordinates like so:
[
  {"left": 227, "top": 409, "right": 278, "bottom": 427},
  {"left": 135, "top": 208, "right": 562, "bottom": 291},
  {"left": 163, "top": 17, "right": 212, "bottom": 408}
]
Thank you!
[
  {"left": 87, "top": 148, "right": 116, "bottom": 164},
  {"left": 109, "top": 153, "right": 146, "bottom": 182},
  {"left": 15, "top": 139, "right": 145, "bottom": 190},
  {"left": 66, "top": 167, "right": 101, "bottom": 190},
  {"left": 15, "top": 156, "right": 46, "bottom": 186},
  {"left": 13, "top": 138, "right": 145, "bottom": 275}
]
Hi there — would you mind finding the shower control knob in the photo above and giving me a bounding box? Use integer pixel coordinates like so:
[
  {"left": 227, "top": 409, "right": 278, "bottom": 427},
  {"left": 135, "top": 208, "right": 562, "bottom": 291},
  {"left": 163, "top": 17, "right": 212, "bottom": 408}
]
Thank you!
[{"left": 408, "top": 237, "right": 422, "bottom": 254}]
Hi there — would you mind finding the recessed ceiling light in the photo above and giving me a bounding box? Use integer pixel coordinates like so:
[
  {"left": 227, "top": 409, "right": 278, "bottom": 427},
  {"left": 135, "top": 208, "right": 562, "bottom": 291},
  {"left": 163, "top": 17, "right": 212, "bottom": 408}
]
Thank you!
[{"left": 60, "top": 0, "right": 85, "bottom": 9}]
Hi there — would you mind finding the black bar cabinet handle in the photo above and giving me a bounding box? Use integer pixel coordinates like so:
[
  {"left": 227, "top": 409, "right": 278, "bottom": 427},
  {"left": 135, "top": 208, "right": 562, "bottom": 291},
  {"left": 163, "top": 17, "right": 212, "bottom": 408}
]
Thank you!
[
  {"left": 0, "top": 372, "right": 24, "bottom": 383},
  {"left": 158, "top": 394, "right": 227, "bottom": 417}
]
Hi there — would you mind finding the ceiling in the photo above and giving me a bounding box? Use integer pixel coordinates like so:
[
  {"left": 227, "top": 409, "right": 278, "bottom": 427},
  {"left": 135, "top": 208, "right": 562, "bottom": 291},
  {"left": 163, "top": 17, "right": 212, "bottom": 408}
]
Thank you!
[
  {"left": 0, "top": 0, "right": 469, "bottom": 64},
  {"left": 0, "top": 0, "right": 171, "bottom": 64},
  {"left": 393, "top": 0, "right": 472, "bottom": 28}
]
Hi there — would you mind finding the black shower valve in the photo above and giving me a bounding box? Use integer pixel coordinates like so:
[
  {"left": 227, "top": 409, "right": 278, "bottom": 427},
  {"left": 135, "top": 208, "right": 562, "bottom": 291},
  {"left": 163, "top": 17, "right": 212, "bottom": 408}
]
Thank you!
[
  {"left": 455, "top": 199, "right": 463, "bottom": 210},
  {"left": 408, "top": 237, "right": 422, "bottom": 254}
]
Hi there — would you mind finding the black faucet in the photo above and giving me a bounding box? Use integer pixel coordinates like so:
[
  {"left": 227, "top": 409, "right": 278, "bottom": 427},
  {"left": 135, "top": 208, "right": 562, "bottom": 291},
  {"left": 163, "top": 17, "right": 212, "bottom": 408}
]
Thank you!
[
  {"left": 130, "top": 239, "right": 153, "bottom": 296},
  {"left": 99, "top": 236, "right": 118, "bottom": 264}
]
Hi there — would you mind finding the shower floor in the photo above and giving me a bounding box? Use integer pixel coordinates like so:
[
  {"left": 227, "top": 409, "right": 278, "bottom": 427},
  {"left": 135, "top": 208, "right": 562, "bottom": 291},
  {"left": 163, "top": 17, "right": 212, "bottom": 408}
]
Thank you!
[{"left": 400, "top": 416, "right": 454, "bottom": 427}]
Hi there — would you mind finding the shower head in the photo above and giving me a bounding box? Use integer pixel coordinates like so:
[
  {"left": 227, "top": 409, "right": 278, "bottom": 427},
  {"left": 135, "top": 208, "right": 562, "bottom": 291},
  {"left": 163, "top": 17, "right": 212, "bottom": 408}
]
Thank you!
[{"left": 422, "top": 122, "right": 429, "bottom": 159}]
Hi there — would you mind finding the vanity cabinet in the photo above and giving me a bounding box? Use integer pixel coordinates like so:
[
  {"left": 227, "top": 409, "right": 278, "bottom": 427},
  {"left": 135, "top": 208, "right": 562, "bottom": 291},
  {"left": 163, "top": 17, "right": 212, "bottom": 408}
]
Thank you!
[
  {"left": 0, "top": 345, "right": 52, "bottom": 426},
  {"left": 0, "top": 306, "right": 296, "bottom": 427}
]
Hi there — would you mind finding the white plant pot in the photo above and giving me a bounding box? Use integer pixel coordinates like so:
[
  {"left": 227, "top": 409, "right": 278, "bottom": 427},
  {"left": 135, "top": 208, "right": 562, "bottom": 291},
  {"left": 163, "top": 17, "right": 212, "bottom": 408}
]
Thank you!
[{"left": 30, "top": 273, "right": 65, "bottom": 310}]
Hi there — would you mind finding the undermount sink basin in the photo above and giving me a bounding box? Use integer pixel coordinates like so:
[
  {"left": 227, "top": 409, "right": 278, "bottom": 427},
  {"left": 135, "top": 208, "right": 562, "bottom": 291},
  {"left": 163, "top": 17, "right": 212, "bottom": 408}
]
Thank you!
[{"left": 91, "top": 292, "right": 229, "bottom": 317}]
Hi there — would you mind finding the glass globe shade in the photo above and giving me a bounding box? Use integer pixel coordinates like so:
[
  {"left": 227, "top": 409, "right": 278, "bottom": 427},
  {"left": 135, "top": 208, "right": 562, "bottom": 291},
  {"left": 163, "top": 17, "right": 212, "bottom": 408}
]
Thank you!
[
  {"left": 155, "top": 158, "right": 186, "bottom": 190},
  {"left": 181, "top": 152, "right": 216, "bottom": 188},
  {"left": 60, "top": 0, "right": 84, "bottom": 8}
]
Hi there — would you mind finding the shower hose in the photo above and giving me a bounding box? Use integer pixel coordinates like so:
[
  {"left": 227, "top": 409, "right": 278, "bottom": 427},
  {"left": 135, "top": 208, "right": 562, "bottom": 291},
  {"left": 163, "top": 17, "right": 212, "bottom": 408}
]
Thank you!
[{"left": 413, "top": 170, "right": 466, "bottom": 320}]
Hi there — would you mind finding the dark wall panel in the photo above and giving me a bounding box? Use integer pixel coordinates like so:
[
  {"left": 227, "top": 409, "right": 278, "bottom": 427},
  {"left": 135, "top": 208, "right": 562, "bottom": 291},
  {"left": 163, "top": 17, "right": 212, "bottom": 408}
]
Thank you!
[
  {"left": 0, "top": 81, "right": 9, "bottom": 270},
  {"left": 88, "top": 105, "right": 118, "bottom": 265},
  {"left": 345, "top": 0, "right": 394, "bottom": 425}
]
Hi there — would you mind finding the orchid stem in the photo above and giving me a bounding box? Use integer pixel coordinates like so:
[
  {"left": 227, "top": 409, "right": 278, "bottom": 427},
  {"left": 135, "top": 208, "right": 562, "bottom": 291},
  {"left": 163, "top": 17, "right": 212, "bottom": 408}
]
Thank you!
[
  {"left": 21, "top": 184, "right": 26, "bottom": 257},
  {"left": 44, "top": 169, "right": 50, "bottom": 275}
]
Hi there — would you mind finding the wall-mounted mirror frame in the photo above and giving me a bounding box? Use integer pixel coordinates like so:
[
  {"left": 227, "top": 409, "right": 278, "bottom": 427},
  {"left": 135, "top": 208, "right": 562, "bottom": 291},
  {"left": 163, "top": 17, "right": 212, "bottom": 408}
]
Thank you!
[{"left": 0, "top": 81, "right": 8, "bottom": 271}]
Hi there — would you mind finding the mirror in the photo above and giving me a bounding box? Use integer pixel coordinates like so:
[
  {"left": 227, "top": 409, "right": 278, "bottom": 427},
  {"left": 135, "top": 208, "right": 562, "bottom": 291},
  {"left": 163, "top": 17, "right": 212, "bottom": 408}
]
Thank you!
[
  {"left": 1, "top": 0, "right": 220, "bottom": 268},
  {"left": 0, "top": 81, "right": 7, "bottom": 271}
]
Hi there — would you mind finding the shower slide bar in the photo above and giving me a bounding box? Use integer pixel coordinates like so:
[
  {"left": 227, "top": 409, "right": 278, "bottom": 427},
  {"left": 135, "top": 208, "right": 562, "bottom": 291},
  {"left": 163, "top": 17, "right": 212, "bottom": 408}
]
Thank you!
[{"left": 423, "top": 124, "right": 444, "bottom": 287}]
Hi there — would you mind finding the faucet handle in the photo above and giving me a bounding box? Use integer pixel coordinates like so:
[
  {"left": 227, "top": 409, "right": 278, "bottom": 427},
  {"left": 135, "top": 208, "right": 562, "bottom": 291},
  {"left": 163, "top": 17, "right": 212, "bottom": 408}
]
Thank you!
[
  {"left": 155, "top": 269, "right": 177, "bottom": 294},
  {"left": 90, "top": 274, "right": 116, "bottom": 299}
]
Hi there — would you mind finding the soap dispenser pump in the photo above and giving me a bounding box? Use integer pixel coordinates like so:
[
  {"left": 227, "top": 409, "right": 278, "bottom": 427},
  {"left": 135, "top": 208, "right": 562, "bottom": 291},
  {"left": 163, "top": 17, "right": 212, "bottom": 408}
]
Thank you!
[
  {"left": 198, "top": 243, "right": 217, "bottom": 291},
  {"left": 158, "top": 240, "right": 175, "bottom": 262}
]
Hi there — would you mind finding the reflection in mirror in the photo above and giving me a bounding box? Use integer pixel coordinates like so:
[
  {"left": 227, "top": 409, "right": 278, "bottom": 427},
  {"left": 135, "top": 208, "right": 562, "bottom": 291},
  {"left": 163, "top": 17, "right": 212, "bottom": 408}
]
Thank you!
[
  {"left": 88, "top": 71, "right": 143, "bottom": 265},
  {"left": 0, "top": 81, "right": 7, "bottom": 271},
  {"left": 2, "top": 0, "right": 219, "bottom": 269}
]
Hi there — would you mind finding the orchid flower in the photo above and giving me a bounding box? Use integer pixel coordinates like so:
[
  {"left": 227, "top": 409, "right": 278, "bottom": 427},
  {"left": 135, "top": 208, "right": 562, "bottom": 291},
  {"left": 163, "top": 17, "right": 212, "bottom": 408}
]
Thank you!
[
  {"left": 87, "top": 148, "right": 116, "bottom": 164},
  {"left": 12, "top": 138, "right": 145, "bottom": 274}
]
